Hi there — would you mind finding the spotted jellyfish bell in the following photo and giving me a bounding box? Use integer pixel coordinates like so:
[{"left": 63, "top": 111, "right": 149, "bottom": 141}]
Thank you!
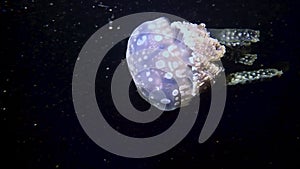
[{"left": 126, "top": 17, "right": 225, "bottom": 111}]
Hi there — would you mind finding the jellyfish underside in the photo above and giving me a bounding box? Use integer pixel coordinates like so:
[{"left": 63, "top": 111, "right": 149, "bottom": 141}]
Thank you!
[{"left": 126, "top": 17, "right": 282, "bottom": 111}]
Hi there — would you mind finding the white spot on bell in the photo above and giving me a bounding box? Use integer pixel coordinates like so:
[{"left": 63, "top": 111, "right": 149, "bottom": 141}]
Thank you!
[
  {"left": 168, "top": 45, "right": 177, "bottom": 53},
  {"left": 162, "top": 51, "right": 169, "bottom": 57},
  {"left": 154, "top": 35, "right": 163, "bottom": 41},
  {"left": 172, "top": 89, "right": 179, "bottom": 96},
  {"left": 148, "top": 77, "right": 153, "bottom": 82},
  {"left": 175, "top": 69, "right": 185, "bottom": 78},
  {"left": 164, "top": 72, "right": 173, "bottom": 79},
  {"left": 168, "top": 62, "right": 174, "bottom": 71},
  {"left": 172, "top": 61, "right": 179, "bottom": 69},
  {"left": 188, "top": 57, "right": 194, "bottom": 64},
  {"left": 155, "top": 60, "right": 165, "bottom": 69},
  {"left": 160, "top": 98, "right": 171, "bottom": 104},
  {"left": 137, "top": 35, "right": 147, "bottom": 46}
]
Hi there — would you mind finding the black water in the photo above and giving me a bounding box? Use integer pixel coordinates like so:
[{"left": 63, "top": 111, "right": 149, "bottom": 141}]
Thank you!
[{"left": 7, "top": 0, "right": 300, "bottom": 168}]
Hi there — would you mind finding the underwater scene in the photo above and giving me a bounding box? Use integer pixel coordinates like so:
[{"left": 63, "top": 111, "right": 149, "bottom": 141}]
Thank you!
[{"left": 9, "top": 0, "right": 300, "bottom": 168}]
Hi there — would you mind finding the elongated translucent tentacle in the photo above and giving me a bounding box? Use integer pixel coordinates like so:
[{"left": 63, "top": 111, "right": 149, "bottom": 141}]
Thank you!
[
  {"left": 227, "top": 68, "right": 283, "bottom": 85},
  {"left": 208, "top": 28, "right": 260, "bottom": 46}
]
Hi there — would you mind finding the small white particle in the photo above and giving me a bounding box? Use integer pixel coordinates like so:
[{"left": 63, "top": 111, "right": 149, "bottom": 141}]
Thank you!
[{"left": 148, "top": 78, "right": 153, "bottom": 82}]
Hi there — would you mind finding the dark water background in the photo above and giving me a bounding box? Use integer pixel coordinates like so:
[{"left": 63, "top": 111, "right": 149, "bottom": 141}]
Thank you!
[{"left": 4, "top": 0, "right": 299, "bottom": 168}]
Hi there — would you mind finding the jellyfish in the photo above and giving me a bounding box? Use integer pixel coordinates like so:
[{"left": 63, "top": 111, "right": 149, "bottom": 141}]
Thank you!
[{"left": 126, "top": 17, "right": 282, "bottom": 111}]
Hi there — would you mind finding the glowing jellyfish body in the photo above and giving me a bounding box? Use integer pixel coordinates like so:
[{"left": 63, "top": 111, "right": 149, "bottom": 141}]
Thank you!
[
  {"left": 126, "top": 17, "right": 225, "bottom": 110},
  {"left": 126, "top": 17, "right": 282, "bottom": 111}
]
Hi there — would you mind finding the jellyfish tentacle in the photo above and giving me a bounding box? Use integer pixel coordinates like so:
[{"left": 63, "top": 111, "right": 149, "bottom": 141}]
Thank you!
[
  {"left": 226, "top": 68, "right": 283, "bottom": 85},
  {"left": 235, "top": 53, "right": 258, "bottom": 66},
  {"left": 222, "top": 45, "right": 258, "bottom": 66},
  {"left": 208, "top": 28, "right": 260, "bottom": 47}
]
